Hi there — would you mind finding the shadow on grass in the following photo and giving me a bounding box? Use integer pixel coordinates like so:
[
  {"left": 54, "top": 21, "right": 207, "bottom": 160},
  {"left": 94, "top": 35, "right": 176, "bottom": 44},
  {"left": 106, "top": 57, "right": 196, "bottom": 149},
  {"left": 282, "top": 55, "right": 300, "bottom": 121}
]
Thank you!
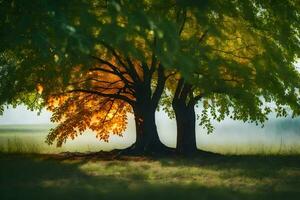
[
  {"left": 0, "top": 153, "right": 300, "bottom": 200},
  {"left": 160, "top": 154, "right": 300, "bottom": 177}
]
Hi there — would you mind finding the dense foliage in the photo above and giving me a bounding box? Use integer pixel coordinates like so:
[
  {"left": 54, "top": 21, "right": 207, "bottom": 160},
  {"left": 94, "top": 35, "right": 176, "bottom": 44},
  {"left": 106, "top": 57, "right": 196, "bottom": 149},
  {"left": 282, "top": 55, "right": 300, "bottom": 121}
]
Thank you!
[{"left": 1, "top": 0, "right": 299, "bottom": 153}]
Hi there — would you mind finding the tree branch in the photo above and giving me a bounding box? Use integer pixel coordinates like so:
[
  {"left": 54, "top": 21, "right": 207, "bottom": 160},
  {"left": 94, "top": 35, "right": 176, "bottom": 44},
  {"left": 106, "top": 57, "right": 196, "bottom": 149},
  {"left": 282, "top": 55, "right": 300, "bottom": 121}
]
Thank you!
[
  {"left": 174, "top": 78, "right": 184, "bottom": 100},
  {"left": 62, "top": 89, "right": 135, "bottom": 106},
  {"left": 149, "top": 36, "right": 157, "bottom": 76},
  {"left": 90, "top": 56, "right": 135, "bottom": 93},
  {"left": 178, "top": 8, "right": 187, "bottom": 36},
  {"left": 190, "top": 93, "right": 205, "bottom": 106},
  {"left": 210, "top": 48, "right": 252, "bottom": 60},
  {"left": 125, "top": 56, "right": 142, "bottom": 83},
  {"left": 151, "top": 64, "right": 166, "bottom": 108},
  {"left": 199, "top": 30, "right": 208, "bottom": 43},
  {"left": 99, "top": 41, "right": 138, "bottom": 83}
]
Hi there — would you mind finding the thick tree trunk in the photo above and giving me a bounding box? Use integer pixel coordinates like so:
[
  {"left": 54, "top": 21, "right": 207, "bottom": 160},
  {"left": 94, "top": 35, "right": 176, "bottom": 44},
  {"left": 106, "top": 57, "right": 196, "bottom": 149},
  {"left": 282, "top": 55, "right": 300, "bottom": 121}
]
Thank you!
[
  {"left": 173, "top": 100, "right": 197, "bottom": 155},
  {"left": 124, "top": 64, "right": 170, "bottom": 155},
  {"left": 130, "top": 103, "right": 168, "bottom": 154}
]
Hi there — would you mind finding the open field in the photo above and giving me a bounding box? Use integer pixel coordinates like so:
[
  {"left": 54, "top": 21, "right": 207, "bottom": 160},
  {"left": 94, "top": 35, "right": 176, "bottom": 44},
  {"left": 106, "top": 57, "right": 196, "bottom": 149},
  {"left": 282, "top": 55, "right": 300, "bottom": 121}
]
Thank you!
[
  {"left": 1, "top": 153, "right": 300, "bottom": 200},
  {"left": 1, "top": 124, "right": 300, "bottom": 155},
  {"left": 1, "top": 124, "right": 300, "bottom": 200},
  {"left": 0, "top": 124, "right": 133, "bottom": 153},
  {"left": 1, "top": 124, "right": 300, "bottom": 199}
]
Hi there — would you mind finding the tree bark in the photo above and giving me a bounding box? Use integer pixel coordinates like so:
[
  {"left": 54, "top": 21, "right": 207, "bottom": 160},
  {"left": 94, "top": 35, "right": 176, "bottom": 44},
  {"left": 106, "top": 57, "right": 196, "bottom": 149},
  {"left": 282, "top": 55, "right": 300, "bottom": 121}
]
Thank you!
[
  {"left": 173, "top": 99, "right": 197, "bottom": 155},
  {"left": 172, "top": 78, "right": 198, "bottom": 155},
  {"left": 129, "top": 64, "right": 171, "bottom": 154},
  {"left": 131, "top": 104, "right": 168, "bottom": 154},
  {"left": 90, "top": 47, "right": 170, "bottom": 155}
]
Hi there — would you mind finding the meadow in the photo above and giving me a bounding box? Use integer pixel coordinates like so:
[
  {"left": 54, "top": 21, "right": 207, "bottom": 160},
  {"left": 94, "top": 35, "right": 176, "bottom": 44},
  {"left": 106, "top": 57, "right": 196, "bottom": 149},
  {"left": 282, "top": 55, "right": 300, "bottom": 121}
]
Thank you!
[
  {"left": 1, "top": 123, "right": 300, "bottom": 155},
  {"left": 1, "top": 153, "right": 300, "bottom": 200},
  {"left": 1, "top": 124, "right": 300, "bottom": 200},
  {"left": 0, "top": 124, "right": 132, "bottom": 153}
]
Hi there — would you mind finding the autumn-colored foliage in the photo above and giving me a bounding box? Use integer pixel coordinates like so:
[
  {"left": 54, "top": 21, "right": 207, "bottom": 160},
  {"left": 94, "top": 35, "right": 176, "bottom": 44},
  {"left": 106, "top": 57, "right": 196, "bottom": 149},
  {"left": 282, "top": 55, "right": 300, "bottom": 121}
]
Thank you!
[
  {"left": 46, "top": 94, "right": 131, "bottom": 147},
  {"left": 45, "top": 59, "right": 135, "bottom": 147}
]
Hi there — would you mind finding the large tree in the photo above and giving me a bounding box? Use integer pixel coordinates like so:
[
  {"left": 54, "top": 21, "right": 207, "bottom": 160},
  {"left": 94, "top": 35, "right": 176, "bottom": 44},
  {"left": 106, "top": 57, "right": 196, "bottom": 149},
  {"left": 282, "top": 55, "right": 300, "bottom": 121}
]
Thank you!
[
  {"left": 44, "top": 48, "right": 170, "bottom": 153},
  {"left": 0, "top": 0, "right": 186, "bottom": 153},
  {"left": 165, "top": 1, "right": 300, "bottom": 154},
  {"left": 1, "top": 0, "right": 300, "bottom": 156}
]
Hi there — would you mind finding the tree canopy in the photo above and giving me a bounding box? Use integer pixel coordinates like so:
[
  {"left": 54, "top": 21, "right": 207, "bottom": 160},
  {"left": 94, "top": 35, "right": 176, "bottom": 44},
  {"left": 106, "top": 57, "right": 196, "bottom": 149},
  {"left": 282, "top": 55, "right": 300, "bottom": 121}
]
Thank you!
[{"left": 1, "top": 0, "right": 300, "bottom": 153}]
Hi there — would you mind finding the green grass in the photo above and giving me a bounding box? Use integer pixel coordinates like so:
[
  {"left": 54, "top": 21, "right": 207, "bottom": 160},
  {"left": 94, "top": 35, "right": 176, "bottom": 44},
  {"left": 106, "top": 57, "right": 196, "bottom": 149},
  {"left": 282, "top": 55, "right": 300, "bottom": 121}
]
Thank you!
[
  {"left": 0, "top": 153, "right": 300, "bottom": 200},
  {"left": 1, "top": 124, "right": 300, "bottom": 199},
  {"left": 1, "top": 124, "right": 300, "bottom": 155},
  {"left": 0, "top": 124, "right": 131, "bottom": 153},
  {"left": 0, "top": 125, "right": 300, "bottom": 200}
]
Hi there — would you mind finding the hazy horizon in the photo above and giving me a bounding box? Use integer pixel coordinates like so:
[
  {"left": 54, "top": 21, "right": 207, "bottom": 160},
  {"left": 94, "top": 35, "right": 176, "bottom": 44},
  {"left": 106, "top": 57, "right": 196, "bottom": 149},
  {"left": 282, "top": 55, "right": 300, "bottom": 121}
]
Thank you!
[{"left": 0, "top": 105, "right": 300, "bottom": 154}]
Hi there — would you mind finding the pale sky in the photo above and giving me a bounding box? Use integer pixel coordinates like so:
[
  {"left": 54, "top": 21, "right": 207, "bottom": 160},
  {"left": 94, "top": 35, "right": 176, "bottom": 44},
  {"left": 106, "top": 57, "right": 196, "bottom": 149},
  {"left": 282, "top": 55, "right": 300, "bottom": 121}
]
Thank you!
[{"left": 0, "top": 105, "right": 51, "bottom": 124}]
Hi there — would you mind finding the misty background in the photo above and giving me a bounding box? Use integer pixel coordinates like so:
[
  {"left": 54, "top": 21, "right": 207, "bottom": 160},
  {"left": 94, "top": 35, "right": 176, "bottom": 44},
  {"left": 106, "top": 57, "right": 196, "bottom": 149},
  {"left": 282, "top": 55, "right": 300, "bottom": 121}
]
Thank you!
[{"left": 0, "top": 104, "right": 299, "bottom": 154}]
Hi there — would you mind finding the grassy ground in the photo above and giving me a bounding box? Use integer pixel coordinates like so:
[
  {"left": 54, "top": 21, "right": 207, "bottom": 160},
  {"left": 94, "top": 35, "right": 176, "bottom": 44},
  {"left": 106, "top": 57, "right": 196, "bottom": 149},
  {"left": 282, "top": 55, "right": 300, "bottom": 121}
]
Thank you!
[
  {"left": 1, "top": 153, "right": 300, "bottom": 200},
  {"left": 1, "top": 124, "right": 300, "bottom": 155},
  {"left": 1, "top": 124, "right": 300, "bottom": 199},
  {"left": 0, "top": 124, "right": 133, "bottom": 153}
]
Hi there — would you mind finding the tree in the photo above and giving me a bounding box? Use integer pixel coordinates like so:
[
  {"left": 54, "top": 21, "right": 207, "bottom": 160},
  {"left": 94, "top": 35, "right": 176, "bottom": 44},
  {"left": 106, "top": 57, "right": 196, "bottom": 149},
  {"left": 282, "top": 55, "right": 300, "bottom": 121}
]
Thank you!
[
  {"left": 1, "top": 0, "right": 300, "bottom": 156},
  {"left": 166, "top": 1, "right": 300, "bottom": 154},
  {"left": 44, "top": 49, "right": 170, "bottom": 153},
  {"left": 0, "top": 0, "right": 182, "bottom": 153}
]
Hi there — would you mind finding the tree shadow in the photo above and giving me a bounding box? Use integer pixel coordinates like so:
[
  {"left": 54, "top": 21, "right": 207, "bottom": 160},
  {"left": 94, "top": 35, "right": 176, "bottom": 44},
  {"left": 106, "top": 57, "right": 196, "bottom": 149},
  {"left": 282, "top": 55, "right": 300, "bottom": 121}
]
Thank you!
[
  {"left": 159, "top": 154, "right": 300, "bottom": 177},
  {"left": 0, "top": 154, "right": 300, "bottom": 200},
  {"left": 158, "top": 154, "right": 300, "bottom": 197}
]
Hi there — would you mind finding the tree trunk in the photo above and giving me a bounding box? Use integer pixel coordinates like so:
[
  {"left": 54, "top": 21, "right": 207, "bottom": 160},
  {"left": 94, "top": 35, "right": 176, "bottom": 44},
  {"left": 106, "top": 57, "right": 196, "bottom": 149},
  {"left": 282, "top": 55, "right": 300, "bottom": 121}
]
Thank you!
[
  {"left": 173, "top": 100, "right": 197, "bottom": 155},
  {"left": 130, "top": 104, "right": 168, "bottom": 154},
  {"left": 126, "top": 63, "right": 170, "bottom": 155}
]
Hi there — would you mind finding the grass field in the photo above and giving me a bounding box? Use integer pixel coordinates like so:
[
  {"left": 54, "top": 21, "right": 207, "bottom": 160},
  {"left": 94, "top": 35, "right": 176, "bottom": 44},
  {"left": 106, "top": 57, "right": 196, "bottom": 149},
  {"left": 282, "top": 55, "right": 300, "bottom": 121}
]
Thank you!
[
  {"left": 1, "top": 124, "right": 300, "bottom": 199},
  {"left": 0, "top": 124, "right": 133, "bottom": 153},
  {"left": 1, "top": 124, "right": 300, "bottom": 155},
  {"left": 1, "top": 153, "right": 300, "bottom": 200}
]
